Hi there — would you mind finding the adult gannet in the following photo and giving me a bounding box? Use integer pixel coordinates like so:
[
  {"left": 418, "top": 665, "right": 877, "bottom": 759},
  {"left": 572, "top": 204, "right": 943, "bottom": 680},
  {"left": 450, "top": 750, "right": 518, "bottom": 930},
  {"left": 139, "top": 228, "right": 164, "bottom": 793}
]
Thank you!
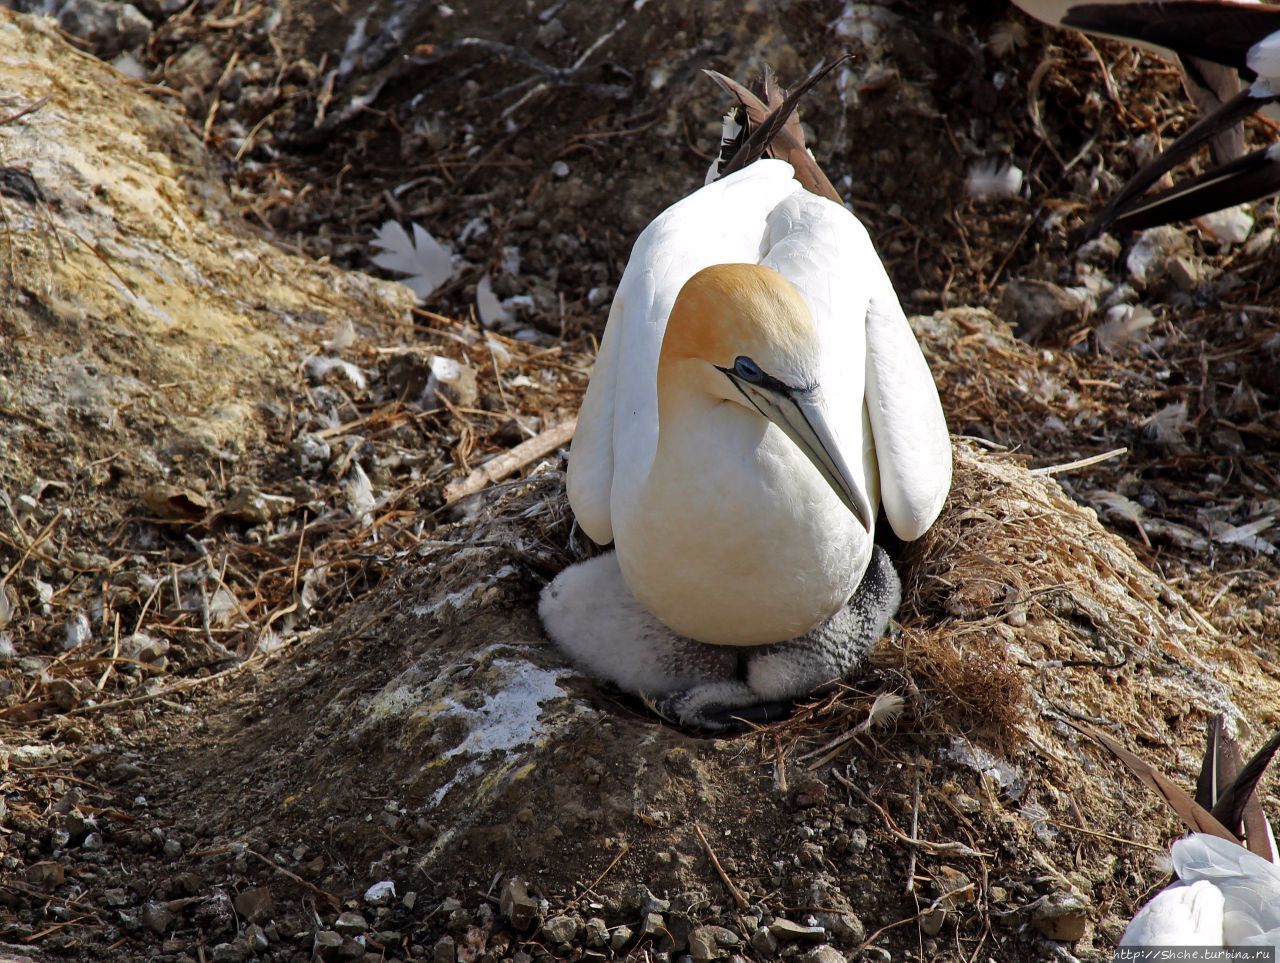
[
  {"left": 1011, "top": 1, "right": 1280, "bottom": 235},
  {"left": 1075, "top": 717, "right": 1280, "bottom": 948},
  {"left": 538, "top": 66, "right": 952, "bottom": 730}
]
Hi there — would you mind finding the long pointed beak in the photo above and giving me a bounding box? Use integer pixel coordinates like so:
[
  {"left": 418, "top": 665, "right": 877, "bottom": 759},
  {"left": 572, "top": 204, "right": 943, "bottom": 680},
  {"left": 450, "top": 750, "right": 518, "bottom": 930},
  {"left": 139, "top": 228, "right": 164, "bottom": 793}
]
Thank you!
[{"left": 730, "top": 377, "right": 874, "bottom": 532}]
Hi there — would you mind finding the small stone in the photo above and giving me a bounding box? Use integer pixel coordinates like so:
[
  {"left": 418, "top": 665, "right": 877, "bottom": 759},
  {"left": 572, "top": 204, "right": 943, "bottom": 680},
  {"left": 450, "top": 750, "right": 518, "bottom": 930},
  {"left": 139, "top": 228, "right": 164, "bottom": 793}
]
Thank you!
[
  {"left": 141, "top": 901, "right": 176, "bottom": 935},
  {"left": 163, "top": 838, "right": 183, "bottom": 859},
  {"left": 540, "top": 915, "right": 577, "bottom": 944},
  {"left": 245, "top": 923, "right": 269, "bottom": 952},
  {"left": 919, "top": 906, "right": 946, "bottom": 936},
  {"left": 1031, "top": 891, "right": 1091, "bottom": 942},
  {"left": 688, "top": 926, "right": 722, "bottom": 962},
  {"left": 101, "top": 886, "right": 129, "bottom": 911},
  {"left": 26, "top": 861, "right": 65, "bottom": 889},
  {"left": 335, "top": 912, "right": 368, "bottom": 934},
  {"left": 233, "top": 886, "right": 273, "bottom": 924},
  {"left": 1167, "top": 255, "right": 1202, "bottom": 292},
  {"left": 799, "top": 946, "right": 845, "bottom": 963},
  {"left": 56, "top": 0, "right": 151, "bottom": 58},
  {"left": 363, "top": 881, "right": 396, "bottom": 906},
  {"left": 210, "top": 942, "right": 247, "bottom": 963},
  {"left": 432, "top": 936, "right": 456, "bottom": 963},
  {"left": 847, "top": 828, "right": 868, "bottom": 853},
  {"left": 998, "top": 279, "right": 1083, "bottom": 339},
  {"left": 1126, "top": 225, "right": 1194, "bottom": 289},
  {"left": 223, "top": 486, "right": 294, "bottom": 526},
  {"left": 1210, "top": 426, "right": 1246, "bottom": 456},
  {"left": 640, "top": 912, "right": 665, "bottom": 940},
  {"left": 1195, "top": 205, "right": 1254, "bottom": 245},
  {"left": 583, "top": 917, "right": 609, "bottom": 948},
  {"left": 621, "top": 884, "right": 664, "bottom": 915},
  {"left": 750, "top": 927, "right": 779, "bottom": 956},
  {"left": 769, "top": 919, "right": 826, "bottom": 943},
  {"left": 500, "top": 878, "right": 537, "bottom": 930},
  {"left": 338, "top": 938, "right": 366, "bottom": 961},
  {"left": 610, "top": 924, "right": 633, "bottom": 952},
  {"left": 313, "top": 930, "right": 344, "bottom": 959}
]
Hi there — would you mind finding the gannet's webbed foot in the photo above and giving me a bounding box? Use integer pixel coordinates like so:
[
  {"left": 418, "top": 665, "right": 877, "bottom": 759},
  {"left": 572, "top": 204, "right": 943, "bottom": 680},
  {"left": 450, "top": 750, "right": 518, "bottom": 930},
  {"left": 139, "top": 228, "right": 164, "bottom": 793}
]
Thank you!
[
  {"left": 539, "top": 547, "right": 901, "bottom": 732},
  {"left": 656, "top": 546, "right": 902, "bottom": 731},
  {"left": 652, "top": 685, "right": 795, "bottom": 733}
]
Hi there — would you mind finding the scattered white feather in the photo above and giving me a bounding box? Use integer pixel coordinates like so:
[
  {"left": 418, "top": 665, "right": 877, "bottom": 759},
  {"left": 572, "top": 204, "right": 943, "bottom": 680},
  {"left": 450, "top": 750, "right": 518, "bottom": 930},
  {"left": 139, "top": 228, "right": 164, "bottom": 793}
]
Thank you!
[
  {"left": 0, "top": 633, "right": 14, "bottom": 662},
  {"left": 500, "top": 245, "right": 522, "bottom": 275},
  {"left": 1143, "top": 401, "right": 1190, "bottom": 450},
  {"left": 458, "top": 217, "right": 489, "bottom": 243},
  {"left": 1208, "top": 516, "right": 1277, "bottom": 556},
  {"left": 861, "top": 691, "right": 905, "bottom": 732},
  {"left": 370, "top": 221, "right": 455, "bottom": 299},
  {"left": 1088, "top": 490, "right": 1147, "bottom": 530},
  {"left": 323, "top": 318, "right": 356, "bottom": 354},
  {"left": 1095, "top": 304, "right": 1156, "bottom": 353},
  {"left": 477, "top": 274, "right": 512, "bottom": 328},
  {"left": 304, "top": 356, "right": 367, "bottom": 391},
  {"left": 485, "top": 333, "right": 513, "bottom": 368},
  {"left": 256, "top": 629, "right": 285, "bottom": 655},
  {"left": 966, "top": 159, "right": 1023, "bottom": 201},
  {"left": 988, "top": 21, "right": 1028, "bottom": 57},
  {"left": 209, "top": 587, "right": 239, "bottom": 626},
  {"left": 64, "top": 612, "right": 91, "bottom": 650},
  {"left": 1225, "top": 380, "right": 1261, "bottom": 419},
  {"left": 346, "top": 464, "right": 376, "bottom": 523}
]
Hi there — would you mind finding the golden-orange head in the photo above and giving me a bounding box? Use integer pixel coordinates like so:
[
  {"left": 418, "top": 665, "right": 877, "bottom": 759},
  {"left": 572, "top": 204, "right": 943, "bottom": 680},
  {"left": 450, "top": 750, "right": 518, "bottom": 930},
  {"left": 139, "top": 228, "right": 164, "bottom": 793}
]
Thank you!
[{"left": 659, "top": 263, "right": 819, "bottom": 393}]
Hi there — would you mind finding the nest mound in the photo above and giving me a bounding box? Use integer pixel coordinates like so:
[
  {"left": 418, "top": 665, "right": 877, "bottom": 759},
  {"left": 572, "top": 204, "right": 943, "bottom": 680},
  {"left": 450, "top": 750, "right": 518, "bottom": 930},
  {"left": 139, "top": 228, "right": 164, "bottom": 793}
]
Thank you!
[{"left": 119, "top": 425, "right": 1277, "bottom": 962}]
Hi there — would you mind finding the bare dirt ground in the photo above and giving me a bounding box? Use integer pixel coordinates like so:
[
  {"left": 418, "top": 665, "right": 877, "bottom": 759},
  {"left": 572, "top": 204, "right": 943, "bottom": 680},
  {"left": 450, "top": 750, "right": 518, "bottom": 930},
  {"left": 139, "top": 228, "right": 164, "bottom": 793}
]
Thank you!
[{"left": 3, "top": 2, "right": 1280, "bottom": 962}]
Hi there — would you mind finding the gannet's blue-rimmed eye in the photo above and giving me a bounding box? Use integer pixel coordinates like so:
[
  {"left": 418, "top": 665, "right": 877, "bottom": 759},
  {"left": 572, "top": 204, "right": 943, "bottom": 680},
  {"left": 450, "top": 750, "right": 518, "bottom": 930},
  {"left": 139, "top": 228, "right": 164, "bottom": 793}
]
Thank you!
[{"left": 733, "top": 356, "right": 764, "bottom": 382}]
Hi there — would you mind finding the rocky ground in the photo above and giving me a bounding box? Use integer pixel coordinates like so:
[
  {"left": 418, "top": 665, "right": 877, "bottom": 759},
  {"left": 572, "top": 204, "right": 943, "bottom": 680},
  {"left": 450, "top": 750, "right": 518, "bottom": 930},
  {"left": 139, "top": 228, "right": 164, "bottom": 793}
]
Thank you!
[{"left": 2, "top": 2, "right": 1280, "bottom": 962}]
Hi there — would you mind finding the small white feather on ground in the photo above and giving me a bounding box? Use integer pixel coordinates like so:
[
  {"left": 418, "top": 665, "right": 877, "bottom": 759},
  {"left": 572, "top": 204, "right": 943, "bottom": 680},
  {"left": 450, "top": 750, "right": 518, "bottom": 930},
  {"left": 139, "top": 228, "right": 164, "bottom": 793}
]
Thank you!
[
  {"left": 966, "top": 159, "right": 1023, "bottom": 200},
  {"left": 370, "top": 220, "right": 455, "bottom": 299}
]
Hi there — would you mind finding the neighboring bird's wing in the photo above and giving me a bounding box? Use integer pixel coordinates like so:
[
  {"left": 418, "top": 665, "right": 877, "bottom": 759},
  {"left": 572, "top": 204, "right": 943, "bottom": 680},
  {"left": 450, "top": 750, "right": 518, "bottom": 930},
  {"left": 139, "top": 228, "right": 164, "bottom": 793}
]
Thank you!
[
  {"left": 1212, "top": 728, "right": 1280, "bottom": 862},
  {"left": 1119, "top": 879, "right": 1225, "bottom": 947},
  {"left": 565, "top": 160, "right": 803, "bottom": 544},
  {"left": 1059, "top": 2, "right": 1280, "bottom": 73},
  {"left": 1197, "top": 714, "right": 1244, "bottom": 812},
  {"left": 1069, "top": 719, "right": 1241, "bottom": 842},
  {"left": 1183, "top": 57, "right": 1247, "bottom": 164},
  {"left": 1101, "top": 141, "right": 1280, "bottom": 235}
]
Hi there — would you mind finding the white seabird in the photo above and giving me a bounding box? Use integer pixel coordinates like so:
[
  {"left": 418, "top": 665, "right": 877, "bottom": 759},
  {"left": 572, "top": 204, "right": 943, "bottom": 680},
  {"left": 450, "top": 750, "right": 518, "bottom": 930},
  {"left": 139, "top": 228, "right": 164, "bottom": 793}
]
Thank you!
[
  {"left": 538, "top": 65, "right": 952, "bottom": 730},
  {"left": 1078, "top": 716, "right": 1280, "bottom": 949}
]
